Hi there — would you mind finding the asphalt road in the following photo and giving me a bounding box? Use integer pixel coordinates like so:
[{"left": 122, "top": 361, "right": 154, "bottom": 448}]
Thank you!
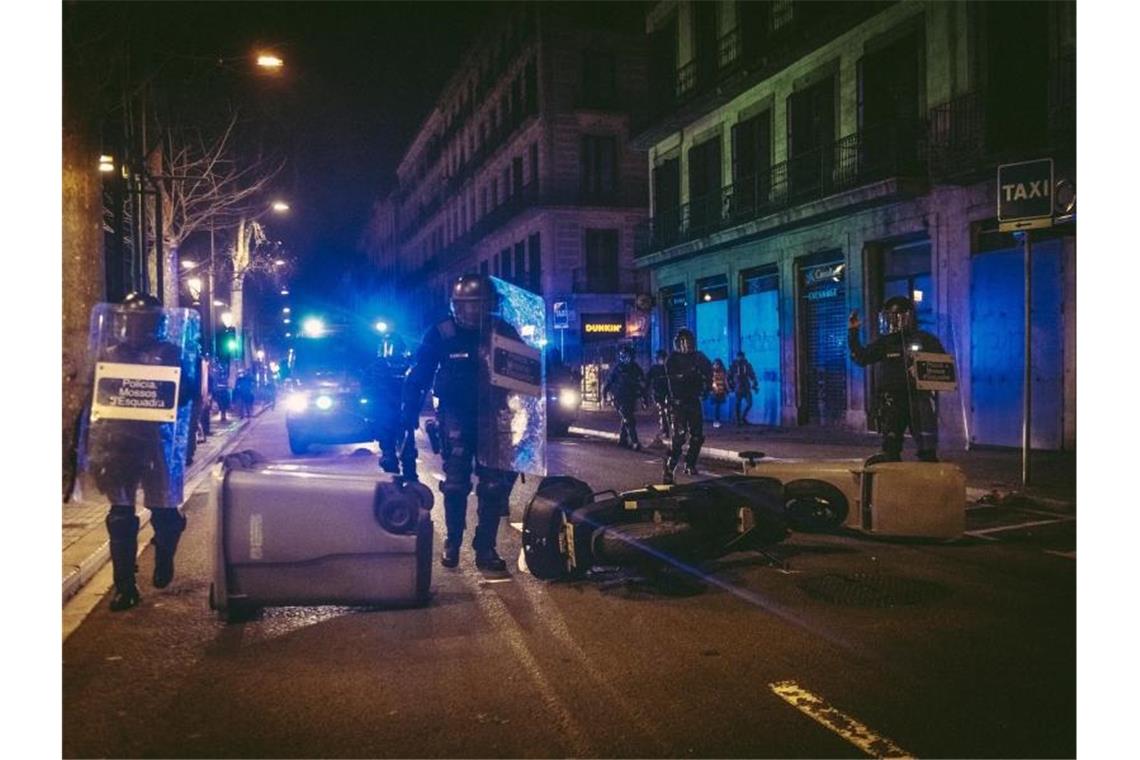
[{"left": 62, "top": 408, "right": 1076, "bottom": 758}]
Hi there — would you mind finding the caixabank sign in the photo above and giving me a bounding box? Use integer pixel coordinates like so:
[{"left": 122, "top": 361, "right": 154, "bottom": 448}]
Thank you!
[{"left": 998, "top": 158, "right": 1054, "bottom": 232}]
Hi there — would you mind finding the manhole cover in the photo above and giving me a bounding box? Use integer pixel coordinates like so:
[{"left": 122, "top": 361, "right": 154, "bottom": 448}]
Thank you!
[{"left": 797, "top": 572, "right": 947, "bottom": 608}]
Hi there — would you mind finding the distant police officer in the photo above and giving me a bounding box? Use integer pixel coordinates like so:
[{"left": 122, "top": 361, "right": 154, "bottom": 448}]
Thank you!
[
  {"left": 849, "top": 296, "right": 946, "bottom": 463},
  {"left": 401, "top": 274, "right": 518, "bottom": 572},
  {"left": 366, "top": 333, "right": 414, "bottom": 476},
  {"left": 602, "top": 344, "right": 647, "bottom": 451},
  {"left": 644, "top": 349, "right": 671, "bottom": 444},
  {"left": 663, "top": 328, "right": 713, "bottom": 484},
  {"left": 728, "top": 350, "right": 758, "bottom": 426},
  {"left": 82, "top": 293, "right": 200, "bottom": 611}
]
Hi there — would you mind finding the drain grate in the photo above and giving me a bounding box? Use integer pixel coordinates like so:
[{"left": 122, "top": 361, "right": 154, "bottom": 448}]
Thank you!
[{"left": 797, "top": 572, "right": 947, "bottom": 608}]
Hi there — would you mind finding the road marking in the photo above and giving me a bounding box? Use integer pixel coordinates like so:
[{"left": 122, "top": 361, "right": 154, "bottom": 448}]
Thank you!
[
  {"left": 770, "top": 680, "right": 914, "bottom": 759},
  {"left": 1044, "top": 549, "right": 1076, "bottom": 560},
  {"left": 965, "top": 517, "right": 1073, "bottom": 537}
]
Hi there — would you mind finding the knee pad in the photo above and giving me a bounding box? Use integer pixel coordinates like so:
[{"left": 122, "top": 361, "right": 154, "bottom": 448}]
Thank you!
[{"left": 106, "top": 506, "right": 139, "bottom": 538}]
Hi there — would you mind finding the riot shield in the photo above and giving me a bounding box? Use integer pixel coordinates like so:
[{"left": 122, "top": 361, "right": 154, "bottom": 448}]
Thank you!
[
  {"left": 476, "top": 276, "right": 546, "bottom": 476},
  {"left": 78, "top": 302, "right": 201, "bottom": 509}
]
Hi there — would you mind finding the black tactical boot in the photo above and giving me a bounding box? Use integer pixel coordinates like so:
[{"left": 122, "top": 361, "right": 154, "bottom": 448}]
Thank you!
[
  {"left": 441, "top": 539, "right": 460, "bottom": 568},
  {"left": 475, "top": 548, "right": 507, "bottom": 572},
  {"left": 106, "top": 507, "right": 141, "bottom": 612},
  {"left": 150, "top": 509, "right": 187, "bottom": 589},
  {"left": 378, "top": 454, "right": 400, "bottom": 474}
]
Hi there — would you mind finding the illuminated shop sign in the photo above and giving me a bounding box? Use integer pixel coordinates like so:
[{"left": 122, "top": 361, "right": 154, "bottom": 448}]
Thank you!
[{"left": 582, "top": 313, "right": 626, "bottom": 341}]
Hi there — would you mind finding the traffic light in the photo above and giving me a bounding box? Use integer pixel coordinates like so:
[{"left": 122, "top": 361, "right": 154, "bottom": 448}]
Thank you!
[{"left": 218, "top": 327, "right": 241, "bottom": 359}]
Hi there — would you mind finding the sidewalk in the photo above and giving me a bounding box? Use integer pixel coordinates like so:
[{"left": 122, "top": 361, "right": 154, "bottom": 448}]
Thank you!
[
  {"left": 569, "top": 407, "right": 1076, "bottom": 512},
  {"left": 62, "top": 407, "right": 266, "bottom": 606}
]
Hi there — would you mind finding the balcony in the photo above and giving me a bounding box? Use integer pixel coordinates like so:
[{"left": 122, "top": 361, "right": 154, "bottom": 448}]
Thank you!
[
  {"left": 571, "top": 267, "right": 644, "bottom": 294},
  {"left": 635, "top": 120, "right": 926, "bottom": 257}
]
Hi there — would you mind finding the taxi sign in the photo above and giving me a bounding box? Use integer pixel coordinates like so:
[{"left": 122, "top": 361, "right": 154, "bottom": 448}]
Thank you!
[{"left": 997, "top": 159, "right": 1054, "bottom": 232}]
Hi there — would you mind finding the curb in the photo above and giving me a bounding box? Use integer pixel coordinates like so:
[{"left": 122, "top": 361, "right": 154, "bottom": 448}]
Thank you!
[
  {"left": 61, "top": 413, "right": 258, "bottom": 606},
  {"left": 567, "top": 424, "right": 1075, "bottom": 513}
]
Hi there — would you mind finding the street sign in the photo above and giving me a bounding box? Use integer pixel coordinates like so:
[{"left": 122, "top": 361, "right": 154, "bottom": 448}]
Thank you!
[
  {"left": 552, "top": 300, "right": 568, "bottom": 330},
  {"left": 998, "top": 158, "right": 1054, "bottom": 232}
]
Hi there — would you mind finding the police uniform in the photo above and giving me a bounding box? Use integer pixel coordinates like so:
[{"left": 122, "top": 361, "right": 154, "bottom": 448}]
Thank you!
[
  {"left": 664, "top": 330, "right": 713, "bottom": 483},
  {"left": 644, "top": 354, "right": 672, "bottom": 441},
  {"left": 402, "top": 313, "right": 517, "bottom": 571},
  {"left": 83, "top": 294, "right": 199, "bottom": 611},
  {"left": 848, "top": 301, "right": 945, "bottom": 462},
  {"left": 365, "top": 351, "right": 414, "bottom": 476},
  {"left": 602, "top": 352, "right": 646, "bottom": 450}
]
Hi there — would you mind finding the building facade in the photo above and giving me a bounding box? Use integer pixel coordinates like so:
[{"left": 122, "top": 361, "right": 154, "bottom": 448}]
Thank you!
[
  {"left": 632, "top": 0, "right": 1076, "bottom": 450},
  {"left": 364, "top": 3, "right": 652, "bottom": 367}
]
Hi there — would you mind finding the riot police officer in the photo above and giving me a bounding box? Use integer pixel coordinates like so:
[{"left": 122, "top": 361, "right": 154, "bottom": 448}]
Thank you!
[
  {"left": 366, "top": 333, "right": 415, "bottom": 476},
  {"left": 644, "top": 349, "right": 671, "bottom": 444},
  {"left": 602, "top": 344, "right": 647, "bottom": 451},
  {"left": 663, "top": 328, "right": 713, "bottom": 484},
  {"left": 401, "top": 274, "right": 519, "bottom": 572},
  {"left": 849, "top": 296, "right": 946, "bottom": 462},
  {"left": 82, "top": 293, "right": 200, "bottom": 611}
]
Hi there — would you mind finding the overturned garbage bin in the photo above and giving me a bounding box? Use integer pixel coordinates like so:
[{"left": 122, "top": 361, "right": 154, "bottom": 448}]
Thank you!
[
  {"left": 208, "top": 451, "right": 434, "bottom": 621},
  {"left": 521, "top": 474, "right": 788, "bottom": 581}
]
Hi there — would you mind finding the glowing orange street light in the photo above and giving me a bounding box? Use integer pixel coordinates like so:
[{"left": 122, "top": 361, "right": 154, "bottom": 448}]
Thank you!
[{"left": 256, "top": 53, "right": 284, "bottom": 70}]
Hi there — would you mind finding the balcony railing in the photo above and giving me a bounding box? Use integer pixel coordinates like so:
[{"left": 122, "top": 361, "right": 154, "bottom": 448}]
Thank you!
[
  {"left": 675, "top": 60, "right": 697, "bottom": 101},
  {"left": 571, "top": 266, "right": 644, "bottom": 294},
  {"left": 717, "top": 27, "right": 740, "bottom": 70},
  {"left": 636, "top": 120, "right": 926, "bottom": 257}
]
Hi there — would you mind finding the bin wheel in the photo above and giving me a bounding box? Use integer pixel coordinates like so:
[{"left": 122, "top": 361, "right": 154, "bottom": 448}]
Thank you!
[{"left": 783, "top": 479, "right": 849, "bottom": 533}]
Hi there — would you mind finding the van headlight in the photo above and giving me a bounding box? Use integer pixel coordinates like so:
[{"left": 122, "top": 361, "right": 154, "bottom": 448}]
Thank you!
[
  {"left": 558, "top": 388, "right": 581, "bottom": 409},
  {"left": 314, "top": 394, "right": 334, "bottom": 410},
  {"left": 285, "top": 392, "right": 310, "bottom": 413}
]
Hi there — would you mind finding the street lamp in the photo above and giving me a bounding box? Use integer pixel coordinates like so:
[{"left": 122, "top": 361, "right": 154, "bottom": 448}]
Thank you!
[
  {"left": 271, "top": 200, "right": 290, "bottom": 213},
  {"left": 98, "top": 155, "right": 115, "bottom": 173},
  {"left": 220, "top": 310, "right": 235, "bottom": 329},
  {"left": 256, "top": 53, "right": 284, "bottom": 70}
]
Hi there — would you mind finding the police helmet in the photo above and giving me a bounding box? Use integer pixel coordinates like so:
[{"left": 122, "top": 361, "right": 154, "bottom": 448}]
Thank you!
[
  {"left": 879, "top": 296, "right": 917, "bottom": 334},
  {"left": 450, "top": 273, "right": 495, "bottom": 331},
  {"left": 115, "top": 292, "right": 165, "bottom": 346},
  {"left": 673, "top": 328, "right": 695, "bottom": 354}
]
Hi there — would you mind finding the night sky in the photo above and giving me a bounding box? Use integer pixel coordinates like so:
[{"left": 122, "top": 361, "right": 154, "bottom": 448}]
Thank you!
[{"left": 92, "top": 1, "right": 508, "bottom": 302}]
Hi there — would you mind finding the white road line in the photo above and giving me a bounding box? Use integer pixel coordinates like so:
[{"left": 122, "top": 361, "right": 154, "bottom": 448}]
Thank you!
[
  {"left": 1044, "top": 550, "right": 1077, "bottom": 560},
  {"left": 770, "top": 680, "right": 914, "bottom": 759},
  {"left": 965, "top": 517, "right": 1072, "bottom": 537}
]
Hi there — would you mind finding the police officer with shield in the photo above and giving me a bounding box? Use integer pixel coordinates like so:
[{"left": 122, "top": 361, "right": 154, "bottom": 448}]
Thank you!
[
  {"left": 663, "top": 328, "right": 713, "bottom": 484},
  {"left": 402, "top": 274, "right": 546, "bottom": 572},
  {"left": 80, "top": 293, "right": 200, "bottom": 611},
  {"left": 849, "top": 296, "right": 946, "bottom": 463}
]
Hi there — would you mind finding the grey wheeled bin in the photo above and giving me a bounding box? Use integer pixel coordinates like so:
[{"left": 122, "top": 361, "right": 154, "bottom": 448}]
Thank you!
[{"left": 208, "top": 451, "right": 434, "bottom": 622}]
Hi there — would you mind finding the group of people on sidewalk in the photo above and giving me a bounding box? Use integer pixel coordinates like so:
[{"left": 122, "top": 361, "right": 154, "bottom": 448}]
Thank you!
[{"left": 600, "top": 294, "right": 945, "bottom": 483}]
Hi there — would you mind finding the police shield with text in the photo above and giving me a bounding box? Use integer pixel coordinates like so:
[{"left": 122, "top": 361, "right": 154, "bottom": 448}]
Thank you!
[
  {"left": 848, "top": 296, "right": 946, "bottom": 463},
  {"left": 402, "top": 274, "right": 546, "bottom": 572},
  {"left": 79, "top": 293, "right": 200, "bottom": 611},
  {"left": 663, "top": 328, "right": 713, "bottom": 484}
]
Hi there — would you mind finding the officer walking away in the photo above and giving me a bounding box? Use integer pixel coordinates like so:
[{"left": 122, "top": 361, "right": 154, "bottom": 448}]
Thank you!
[
  {"left": 728, "top": 350, "right": 758, "bottom": 426},
  {"left": 81, "top": 293, "right": 200, "bottom": 611},
  {"left": 663, "top": 328, "right": 713, "bottom": 484},
  {"left": 644, "top": 349, "right": 672, "bottom": 444},
  {"left": 848, "top": 296, "right": 946, "bottom": 463},
  {"left": 401, "top": 274, "right": 520, "bottom": 572},
  {"left": 709, "top": 358, "right": 729, "bottom": 429},
  {"left": 234, "top": 370, "right": 255, "bottom": 419},
  {"left": 365, "top": 334, "right": 415, "bottom": 476},
  {"left": 602, "top": 344, "right": 647, "bottom": 451}
]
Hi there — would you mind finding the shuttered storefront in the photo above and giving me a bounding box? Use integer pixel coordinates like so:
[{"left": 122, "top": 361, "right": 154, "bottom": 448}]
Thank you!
[{"left": 799, "top": 255, "right": 847, "bottom": 423}]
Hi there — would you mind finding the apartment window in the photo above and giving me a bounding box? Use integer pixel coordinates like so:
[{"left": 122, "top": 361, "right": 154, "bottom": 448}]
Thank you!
[
  {"left": 513, "top": 156, "right": 524, "bottom": 195},
  {"left": 771, "top": 0, "right": 794, "bottom": 31},
  {"left": 525, "top": 57, "right": 538, "bottom": 114},
  {"left": 530, "top": 142, "right": 539, "bottom": 187},
  {"left": 514, "top": 242, "right": 526, "bottom": 285},
  {"left": 581, "top": 135, "right": 618, "bottom": 198},
  {"left": 731, "top": 110, "right": 773, "bottom": 213},
  {"left": 582, "top": 50, "right": 616, "bottom": 105},
  {"left": 688, "top": 136, "right": 723, "bottom": 230},
  {"left": 481, "top": 187, "right": 488, "bottom": 217},
  {"left": 584, "top": 228, "right": 620, "bottom": 292},
  {"left": 499, "top": 247, "right": 512, "bottom": 280},
  {"left": 502, "top": 167, "right": 511, "bottom": 199},
  {"left": 527, "top": 232, "right": 542, "bottom": 292},
  {"left": 492, "top": 177, "right": 499, "bottom": 207},
  {"left": 653, "top": 157, "right": 682, "bottom": 243}
]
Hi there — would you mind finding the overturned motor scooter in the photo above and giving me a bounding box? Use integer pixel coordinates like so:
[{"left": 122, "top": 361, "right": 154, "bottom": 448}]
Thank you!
[{"left": 522, "top": 474, "right": 789, "bottom": 581}]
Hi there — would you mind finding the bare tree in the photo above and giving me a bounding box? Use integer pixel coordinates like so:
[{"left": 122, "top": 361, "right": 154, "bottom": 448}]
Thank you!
[{"left": 154, "top": 109, "right": 283, "bottom": 305}]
